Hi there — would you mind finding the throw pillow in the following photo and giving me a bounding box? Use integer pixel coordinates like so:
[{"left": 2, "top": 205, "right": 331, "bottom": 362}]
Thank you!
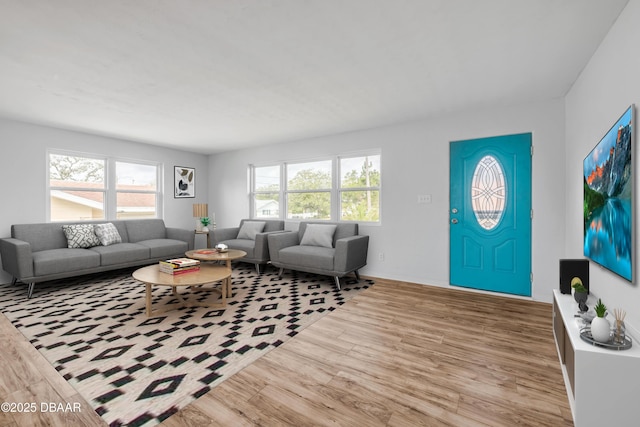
[
  {"left": 62, "top": 224, "right": 101, "bottom": 249},
  {"left": 94, "top": 223, "right": 123, "bottom": 246},
  {"left": 300, "top": 224, "right": 337, "bottom": 248},
  {"left": 237, "top": 221, "right": 267, "bottom": 240}
]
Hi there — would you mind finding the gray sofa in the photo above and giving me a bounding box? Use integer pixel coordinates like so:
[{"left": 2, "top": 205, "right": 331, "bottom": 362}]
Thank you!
[
  {"left": 267, "top": 221, "right": 369, "bottom": 290},
  {"left": 0, "top": 219, "right": 195, "bottom": 298},
  {"left": 211, "top": 219, "right": 285, "bottom": 273}
]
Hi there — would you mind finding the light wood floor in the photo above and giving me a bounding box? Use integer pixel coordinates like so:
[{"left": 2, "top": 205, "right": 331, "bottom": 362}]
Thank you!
[{"left": 0, "top": 278, "right": 573, "bottom": 426}]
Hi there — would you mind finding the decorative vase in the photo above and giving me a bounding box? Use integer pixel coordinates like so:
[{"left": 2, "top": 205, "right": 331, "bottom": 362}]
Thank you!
[
  {"left": 574, "top": 291, "right": 588, "bottom": 305},
  {"left": 590, "top": 317, "right": 611, "bottom": 343},
  {"left": 614, "top": 320, "right": 626, "bottom": 345},
  {"left": 201, "top": 226, "right": 209, "bottom": 232}
]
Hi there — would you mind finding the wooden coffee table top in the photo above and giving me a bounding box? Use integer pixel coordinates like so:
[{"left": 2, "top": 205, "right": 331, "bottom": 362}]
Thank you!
[
  {"left": 185, "top": 249, "right": 247, "bottom": 262},
  {"left": 132, "top": 264, "right": 230, "bottom": 287}
]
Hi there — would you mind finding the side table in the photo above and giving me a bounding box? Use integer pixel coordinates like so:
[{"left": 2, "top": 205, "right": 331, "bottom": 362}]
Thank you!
[{"left": 195, "top": 230, "right": 211, "bottom": 248}]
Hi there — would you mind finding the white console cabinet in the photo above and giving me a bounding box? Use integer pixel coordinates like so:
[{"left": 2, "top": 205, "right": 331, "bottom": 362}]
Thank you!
[{"left": 552, "top": 290, "right": 640, "bottom": 426}]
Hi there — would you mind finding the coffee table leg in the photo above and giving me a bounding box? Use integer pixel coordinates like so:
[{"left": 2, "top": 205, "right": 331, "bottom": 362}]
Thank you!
[
  {"left": 225, "top": 261, "right": 233, "bottom": 297},
  {"left": 146, "top": 283, "right": 152, "bottom": 317}
]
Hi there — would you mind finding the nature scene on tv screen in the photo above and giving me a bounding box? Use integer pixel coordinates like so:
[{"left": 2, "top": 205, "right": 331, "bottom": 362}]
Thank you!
[{"left": 583, "top": 106, "right": 633, "bottom": 281}]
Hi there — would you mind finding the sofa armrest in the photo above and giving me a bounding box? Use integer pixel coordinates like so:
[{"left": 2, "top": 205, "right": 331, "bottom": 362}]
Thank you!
[
  {"left": 267, "top": 231, "right": 300, "bottom": 263},
  {"left": 334, "top": 235, "right": 369, "bottom": 274},
  {"left": 253, "top": 230, "right": 287, "bottom": 262},
  {"left": 166, "top": 227, "right": 196, "bottom": 251},
  {"left": 0, "top": 238, "right": 34, "bottom": 279},
  {"left": 211, "top": 227, "right": 240, "bottom": 245}
]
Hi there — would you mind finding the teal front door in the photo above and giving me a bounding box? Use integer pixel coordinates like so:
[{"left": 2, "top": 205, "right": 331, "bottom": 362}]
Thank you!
[{"left": 449, "top": 133, "right": 532, "bottom": 296}]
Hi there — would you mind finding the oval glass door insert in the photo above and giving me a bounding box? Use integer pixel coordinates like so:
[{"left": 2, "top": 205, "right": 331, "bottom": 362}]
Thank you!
[{"left": 471, "top": 155, "right": 506, "bottom": 230}]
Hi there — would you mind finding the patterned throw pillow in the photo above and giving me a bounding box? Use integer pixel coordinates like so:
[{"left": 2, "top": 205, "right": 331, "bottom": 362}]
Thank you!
[
  {"left": 62, "top": 224, "right": 101, "bottom": 249},
  {"left": 94, "top": 223, "right": 123, "bottom": 246}
]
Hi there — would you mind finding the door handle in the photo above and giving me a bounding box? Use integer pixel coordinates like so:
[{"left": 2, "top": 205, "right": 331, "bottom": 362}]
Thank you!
[{"left": 451, "top": 218, "right": 458, "bottom": 224}]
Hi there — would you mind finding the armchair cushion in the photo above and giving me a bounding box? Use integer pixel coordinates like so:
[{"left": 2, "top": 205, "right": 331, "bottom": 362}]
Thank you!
[
  {"left": 300, "top": 224, "right": 336, "bottom": 248},
  {"left": 237, "top": 221, "right": 266, "bottom": 240},
  {"left": 279, "top": 245, "right": 335, "bottom": 271},
  {"left": 219, "top": 238, "right": 256, "bottom": 258}
]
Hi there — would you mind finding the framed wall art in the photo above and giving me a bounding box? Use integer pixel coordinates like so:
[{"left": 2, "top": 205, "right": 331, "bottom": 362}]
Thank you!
[{"left": 174, "top": 166, "right": 195, "bottom": 198}]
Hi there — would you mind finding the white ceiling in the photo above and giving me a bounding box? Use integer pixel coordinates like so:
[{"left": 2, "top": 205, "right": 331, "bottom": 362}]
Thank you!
[{"left": 0, "top": 0, "right": 630, "bottom": 154}]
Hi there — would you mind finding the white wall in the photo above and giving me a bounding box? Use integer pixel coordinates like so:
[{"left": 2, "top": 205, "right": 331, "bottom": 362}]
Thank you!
[
  {"left": 209, "top": 99, "right": 566, "bottom": 303},
  {"left": 0, "top": 118, "right": 209, "bottom": 283},
  {"left": 565, "top": 0, "right": 640, "bottom": 330}
]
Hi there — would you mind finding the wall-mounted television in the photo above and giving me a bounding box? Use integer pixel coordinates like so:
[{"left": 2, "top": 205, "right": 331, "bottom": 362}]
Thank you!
[{"left": 583, "top": 105, "right": 633, "bottom": 282}]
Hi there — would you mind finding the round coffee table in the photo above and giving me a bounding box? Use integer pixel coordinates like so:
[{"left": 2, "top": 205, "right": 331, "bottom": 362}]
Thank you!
[
  {"left": 185, "top": 249, "right": 247, "bottom": 297},
  {"left": 132, "top": 264, "right": 231, "bottom": 317}
]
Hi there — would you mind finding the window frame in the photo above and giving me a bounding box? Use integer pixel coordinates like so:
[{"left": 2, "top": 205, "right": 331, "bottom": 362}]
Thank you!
[
  {"left": 249, "top": 150, "right": 381, "bottom": 224},
  {"left": 47, "top": 149, "right": 163, "bottom": 222}
]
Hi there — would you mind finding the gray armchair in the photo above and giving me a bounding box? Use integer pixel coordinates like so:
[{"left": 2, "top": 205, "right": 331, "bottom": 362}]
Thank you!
[
  {"left": 267, "top": 222, "right": 369, "bottom": 290},
  {"left": 211, "top": 219, "right": 285, "bottom": 273}
]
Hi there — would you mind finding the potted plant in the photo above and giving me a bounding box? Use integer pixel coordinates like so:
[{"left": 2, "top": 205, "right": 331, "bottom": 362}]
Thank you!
[
  {"left": 571, "top": 277, "right": 588, "bottom": 304},
  {"left": 590, "top": 298, "right": 611, "bottom": 343},
  {"left": 200, "top": 217, "right": 211, "bottom": 232}
]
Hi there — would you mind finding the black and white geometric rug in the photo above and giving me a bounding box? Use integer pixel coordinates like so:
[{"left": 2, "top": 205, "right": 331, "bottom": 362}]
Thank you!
[{"left": 0, "top": 264, "right": 372, "bottom": 426}]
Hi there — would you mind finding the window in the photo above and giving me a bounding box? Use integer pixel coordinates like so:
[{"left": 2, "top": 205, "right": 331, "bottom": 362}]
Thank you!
[
  {"left": 286, "top": 160, "right": 332, "bottom": 220},
  {"left": 339, "top": 155, "right": 380, "bottom": 222},
  {"left": 115, "top": 161, "right": 158, "bottom": 219},
  {"left": 250, "top": 151, "right": 381, "bottom": 223},
  {"left": 252, "top": 165, "right": 280, "bottom": 219},
  {"left": 49, "top": 153, "right": 106, "bottom": 221},
  {"left": 471, "top": 155, "right": 506, "bottom": 230},
  {"left": 48, "top": 151, "right": 161, "bottom": 222}
]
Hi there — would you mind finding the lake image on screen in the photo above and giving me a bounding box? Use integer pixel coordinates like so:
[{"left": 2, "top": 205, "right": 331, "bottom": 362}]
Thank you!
[
  {"left": 584, "top": 198, "right": 631, "bottom": 280},
  {"left": 583, "top": 107, "right": 633, "bottom": 281}
]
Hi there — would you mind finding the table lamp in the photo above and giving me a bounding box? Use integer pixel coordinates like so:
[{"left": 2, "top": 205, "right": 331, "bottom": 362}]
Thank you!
[{"left": 192, "top": 203, "right": 208, "bottom": 231}]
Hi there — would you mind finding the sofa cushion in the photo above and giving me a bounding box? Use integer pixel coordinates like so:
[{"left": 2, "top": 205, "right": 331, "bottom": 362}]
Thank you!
[
  {"left": 33, "top": 248, "right": 101, "bottom": 276},
  {"left": 126, "top": 219, "right": 167, "bottom": 243},
  {"left": 279, "top": 245, "right": 335, "bottom": 271},
  {"left": 94, "top": 223, "right": 123, "bottom": 246},
  {"left": 89, "top": 243, "right": 149, "bottom": 266},
  {"left": 237, "top": 221, "right": 266, "bottom": 240},
  {"left": 220, "top": 239, "right": 255, "bottom": 258},
  {"left": 300, "top": 224, "right": 337, "bottom": 248},
  {"left": 62, "top": 224, "right": 101, "bottom": 248},
  {"left": 137, "top": 239, "right": 188, "bottom": 258}
]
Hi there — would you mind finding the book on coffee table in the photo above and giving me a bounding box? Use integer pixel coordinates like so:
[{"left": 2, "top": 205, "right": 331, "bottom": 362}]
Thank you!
[
  {"left": 195, "top": 249, "right": 216, "bottom": 255},
  {"left": 159, "top": 258, "right": 200, "bottom": 275}
]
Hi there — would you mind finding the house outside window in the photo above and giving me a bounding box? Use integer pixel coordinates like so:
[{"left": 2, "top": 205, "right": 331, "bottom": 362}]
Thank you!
[
  {"left": 48, "top": 151, "right": 161, "bottom": 222},
  {"left": 252, "top": 165, "right": 280, "bottom": 219}
]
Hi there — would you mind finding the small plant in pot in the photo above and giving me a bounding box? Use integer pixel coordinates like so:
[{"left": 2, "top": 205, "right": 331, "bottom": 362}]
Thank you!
[
  {"left": 200, "top": 217, "right": 211, "bottom": 232},
  {"left": 571, "top": 277, "right": 588, "bottom": 304},
  {"left": 590, "top": 298, "right": 611, "bottom": 343}
]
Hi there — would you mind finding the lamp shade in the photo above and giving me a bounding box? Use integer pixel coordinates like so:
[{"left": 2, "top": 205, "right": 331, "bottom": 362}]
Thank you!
[{"left": 192, "top": 203, "right": 208, "bottom": 218}]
